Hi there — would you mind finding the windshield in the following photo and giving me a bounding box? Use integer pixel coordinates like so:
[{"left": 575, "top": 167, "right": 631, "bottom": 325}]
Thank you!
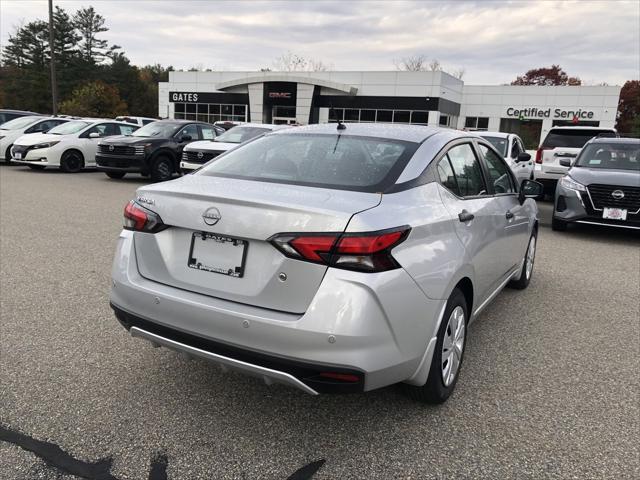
[
  {"left": 215, "top": 126, "right": 271, "bottom": 144},
  {"left": 48, "top": 121, "right": 91, "bottom": 135},
  {"left": 198, "top": 133, "right": 418, "bottom": 192},
  {"left": 575, "top": 142, "right": 640, "bottom": 171},
  {"left": 542, "top": 129, "right": 615, "bottom": 149},
  {"left": 131, "top": 122, "right": 178, "bottom": 137},
  {"left": 480, "top": 136, "right": 508, "bottom": 156},
  {"left": 0, "top": 116, "right": 40, "bottom": 130}
]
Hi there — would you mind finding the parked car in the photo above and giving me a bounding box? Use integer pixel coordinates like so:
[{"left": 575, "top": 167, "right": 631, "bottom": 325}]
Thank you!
[
  {"left": 11, "top": 119, "right": 138, "bottom": 172},
  {"left": 476, "top": 131, "right": 534, "bottom": 183},
  {"left": 0, "top": 109, "right": 41, "bottom": 126},
  {"left": 115, "top": 116, "right": 157, "bottom": 127},
  {"left": 1, "top": 116, "right": 69, "bottom": 163},
  {"left": 535, "top": 126, "right": 616, "bottom": 194},
  {"left": 110, "top": 123, "right": 544, "bottom": 404},
  {"left": 214, "top": 120, "right": 245, "bottom": 131},
  {"left": 180, "top": 123, "right": 290, "bottom": 173},
  {"left": 552, "top": 136, "right": 639, "bottom": 231},
  {"left": 96, "top": 120, "right": 221, "bottom": 182}
]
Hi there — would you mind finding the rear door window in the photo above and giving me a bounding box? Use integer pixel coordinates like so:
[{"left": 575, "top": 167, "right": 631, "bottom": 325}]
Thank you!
[
  {"left": 119, "top": 124, "right": 136, "bottom": 135},
  {"left": 445, "top": 144, "right": 488, "bottom": 197},
  {"left": 200, "top": 125, "right": 217, "bottom": 140},
  {"left": 542, "top": 129, "right": 615, "bottom": 149},
  {"left": 479, "top": 145, "right": 515, "bottom": 194},
  {"left": 177, "top": 124, "right": 200, "bottom": 140}
]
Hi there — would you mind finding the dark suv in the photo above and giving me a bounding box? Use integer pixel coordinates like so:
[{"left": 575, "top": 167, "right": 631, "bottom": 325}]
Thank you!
[{"left": 96, "top": 120, "right": 223, "bottom": 182}]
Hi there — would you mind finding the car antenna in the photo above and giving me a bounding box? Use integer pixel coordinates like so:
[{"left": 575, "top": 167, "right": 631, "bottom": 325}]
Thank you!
[{"left": 330, "top": 103, "right": 346, "bottom": 130}]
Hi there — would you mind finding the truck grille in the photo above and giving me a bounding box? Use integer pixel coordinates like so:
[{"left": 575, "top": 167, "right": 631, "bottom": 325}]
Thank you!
[
  {"left": 97, "top": 144, "right": 144, "bottom": 156},
  {"left": 182, "top": 150, "right": 221, "bottom": 164},
  {"left": 587, "top": 184, "right": 640, "bottom": 212}
]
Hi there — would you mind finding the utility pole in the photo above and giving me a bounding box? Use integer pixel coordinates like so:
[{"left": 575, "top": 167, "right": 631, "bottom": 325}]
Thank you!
[{"left": 48, "top": 0, "right": 58, "bottom": 115}]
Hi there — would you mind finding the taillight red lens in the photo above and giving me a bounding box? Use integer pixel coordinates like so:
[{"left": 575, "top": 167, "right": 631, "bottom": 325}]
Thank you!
[
  {"left": 270, "top": 227, "right": 410, "bottom": 272},
  {"left": 319, "top": 372, "right": 361, "bottom": 383},
  {"left": 535, "top": 148, "right": 544, "bottom": 164},
  {"left": 123, "top": 201, "right": 166, "bottom": 233}
]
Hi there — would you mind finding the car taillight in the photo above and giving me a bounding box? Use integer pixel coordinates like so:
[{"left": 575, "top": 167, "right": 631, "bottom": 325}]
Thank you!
[
  {"left": 535, "top": 147, "right": 547, "bottom": 164},
  {"left": 270, "top": 227, "right": 410, "bottom": 272},
  {"left": 123, "top": 201, "right": 167, "bottom": 233}
]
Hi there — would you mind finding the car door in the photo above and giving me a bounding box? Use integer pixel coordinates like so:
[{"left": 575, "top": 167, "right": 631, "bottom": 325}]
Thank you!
[
  {"left": 79, "top": 123, "right": 120, "bottom": 165},
  {"left": 175, "top": 123, "right": 201, "bottom": 155},
  {"left": 436, "top": 142, "right": 507, "bottom": 303},
  {"left": 477, "top": 142, "right": 529, "bottom": 272}
]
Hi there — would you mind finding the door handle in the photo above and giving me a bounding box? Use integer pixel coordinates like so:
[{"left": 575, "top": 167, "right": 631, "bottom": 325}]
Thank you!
[
  {"left": 458, "top": 210, "right": 475, "bottom": 222},
  {"left": 505, "top": 211, "right": 515, "bottom": 220}
]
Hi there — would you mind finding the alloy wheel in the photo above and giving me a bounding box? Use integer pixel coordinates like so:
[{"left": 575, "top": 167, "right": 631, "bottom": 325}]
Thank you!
[{"left": 441, "top": 306, "right": 465, "bottom": 387}]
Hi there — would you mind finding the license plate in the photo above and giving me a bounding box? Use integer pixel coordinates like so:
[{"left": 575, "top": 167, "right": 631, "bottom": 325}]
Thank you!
[
  {"left": 13, "top": 153, "right": 22, "bottom": 160},
  {"left": 188, "top": 232, "right": 247, "bottom": 277},
  {"left": 603, "top": 208, "right": 627, "bottom": 221}
]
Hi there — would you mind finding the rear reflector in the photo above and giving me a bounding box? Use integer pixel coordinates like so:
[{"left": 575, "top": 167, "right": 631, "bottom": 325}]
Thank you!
[
  {"left": 270, "top": 227, "right": 410, "bottom": 272},
  {"left": 319, "top": 372, "right": 361, "bottom": 383}
]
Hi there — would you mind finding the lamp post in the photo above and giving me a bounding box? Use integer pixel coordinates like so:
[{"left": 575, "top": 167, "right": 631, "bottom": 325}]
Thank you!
[{"left": 48, "top": 0, "right": 58, "bottom": 115}]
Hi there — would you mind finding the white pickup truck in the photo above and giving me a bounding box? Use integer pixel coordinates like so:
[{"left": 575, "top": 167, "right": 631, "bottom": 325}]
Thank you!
[{"left": 534, "top": 126, "right": 616, "bottom": 194}]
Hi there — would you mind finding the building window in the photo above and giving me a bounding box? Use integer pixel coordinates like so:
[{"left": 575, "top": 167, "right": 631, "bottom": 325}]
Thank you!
[
  {"left": 173, "top": 103, "right": 248, "bottom": 123},
  {"left": 327, "top": 108, "right": 429, "bottom": 125},
  {"left": 439, "top": 114, "right": 450, "bottom": 127},
  {"left": 464, "top": 116, "right": 489, "bottom": 130}
]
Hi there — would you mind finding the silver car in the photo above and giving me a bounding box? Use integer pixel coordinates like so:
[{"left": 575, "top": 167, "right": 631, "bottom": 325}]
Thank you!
[{"left": 110, "top": 124, "right": 543, "bottom": 403}]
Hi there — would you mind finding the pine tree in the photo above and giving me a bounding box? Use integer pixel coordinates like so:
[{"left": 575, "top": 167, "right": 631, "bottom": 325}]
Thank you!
[{"left": 72, "top": 6, "right": 119, "bottom": 64}]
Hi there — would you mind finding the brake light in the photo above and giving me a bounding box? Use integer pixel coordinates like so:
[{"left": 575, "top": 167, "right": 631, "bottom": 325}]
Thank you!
[
  {"left": 123, "top": 201, "right": 167, "bottom": 233},
  {"left": 270, "top": 227, "right": 410, "bottom": 272},
  {"left": 535, "top": 147, "right": 548, "bottom": 164}
]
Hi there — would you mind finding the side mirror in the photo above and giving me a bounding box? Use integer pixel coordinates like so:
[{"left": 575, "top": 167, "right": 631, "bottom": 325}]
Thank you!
[
  {"left": 516, "top": 152, "right": 531, "bottom": 163},
  {"left": 89, "top": 132, "right": 101, "bottom": 139},
  {"left": 518, "top": 179, "right": 545, "bottom": 204},
  {"left": 180, "top": 135, "right": 192, "bottom": 142},
  {"left": 559, "top": 158, "right": 572, "bottom": 167}
]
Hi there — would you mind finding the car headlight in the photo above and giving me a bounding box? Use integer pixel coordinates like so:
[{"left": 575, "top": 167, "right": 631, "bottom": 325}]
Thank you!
[
  {"left": 32, "top": 141, "right": 60, "bottom": 150},
  {"left": 559, "top": 175, "right": 586, "bottom": 192}
]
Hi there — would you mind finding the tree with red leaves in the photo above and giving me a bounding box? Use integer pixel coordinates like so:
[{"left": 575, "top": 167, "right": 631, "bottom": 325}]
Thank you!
[
  {"left": 615, "top": 80, "right": 640, "bottom": 136},
  {"left": 511, "top": 65, "right": 582, "bottom": 86}
]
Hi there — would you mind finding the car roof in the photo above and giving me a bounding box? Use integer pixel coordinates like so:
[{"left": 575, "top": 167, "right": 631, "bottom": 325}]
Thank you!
[
  {"left": 231, "top": 123, "right": 290, "bottom": 131},
  {"left": 589, "top": 137, "right": 640, "bottom": 144},
  {"left": 549, "top": 126, "right": 616, "bottom": 131},
  {"left": 270, "top": 123, "right": 454, "bottom": 143},
  {"left": 0, "top": 109, "right": 41, "bottom": 115}
]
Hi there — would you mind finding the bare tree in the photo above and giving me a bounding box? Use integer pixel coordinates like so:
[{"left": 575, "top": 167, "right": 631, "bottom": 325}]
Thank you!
[
  {"left": 451, "top": 68, "right": 465, "bottom": 80},
  {"left": 428, "top": 58, "right": 441, "bottom": 72},
  {"left": 394, "top": 54, "right": 428, "bottom": 71},
  {"left": 272, "top": 51, "right": 331, "bottom": 72}
]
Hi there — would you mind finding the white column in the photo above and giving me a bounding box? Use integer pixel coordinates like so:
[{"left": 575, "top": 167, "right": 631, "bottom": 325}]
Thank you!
[
  {"left": 318, "top": 107, "right": 329, "bottom": 124},
  {"left": 296, "top": 83, "right": 314, "bottom": 125},
  {"left": 248, "top": 83, "right": 264, "bottom": 123},
  {"left": 428, "top": 111, "right": 440, "bottom": 126},
  {"left": 488, "top": 117, "right": 501, "bottom": 131}
]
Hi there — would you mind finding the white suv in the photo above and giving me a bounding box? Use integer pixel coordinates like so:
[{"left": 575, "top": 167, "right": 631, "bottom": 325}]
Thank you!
[
  {"left": 476, "top": 132, "right": 534, "bottom": 184},
  {"left": 534, "top": 126, "right": 616, "bottom": 193}
]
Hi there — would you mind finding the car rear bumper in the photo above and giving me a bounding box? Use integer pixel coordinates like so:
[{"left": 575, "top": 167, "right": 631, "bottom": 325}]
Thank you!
[
  {"left": 554, "top": 186, "right": 640, "bottom": 229},
  {"left": 110, "top": 230, "right": 444, "bottom": 394}
]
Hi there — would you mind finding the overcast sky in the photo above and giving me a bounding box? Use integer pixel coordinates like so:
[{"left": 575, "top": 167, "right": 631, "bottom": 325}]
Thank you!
[{"left": 1, "top": 0, "right": 638, "bottom": 85}]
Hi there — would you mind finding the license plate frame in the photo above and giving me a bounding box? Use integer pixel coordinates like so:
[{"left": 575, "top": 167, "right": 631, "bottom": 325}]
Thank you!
[
  {"left": 187, "top": 232, "right": 248, "bottom": 278},
  {"left": 602, "top": 207, "right": 628, "bottom": 221}
]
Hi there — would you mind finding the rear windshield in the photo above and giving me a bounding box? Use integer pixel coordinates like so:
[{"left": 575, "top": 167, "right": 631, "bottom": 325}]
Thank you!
[
  {"left": 575, "top": 142, "right": 640, "bottom": 171},
  {"left": 480, "top": 136, "right": 508, "bottom": 156},
  {"left": 198, "top": 133, "right": 418, "bottom": 192},
  {"left": 541, "top": 129, "right": 615, "bottom": 149},
  {"left": 214, "top": 126, "right": 271, "bottom": 144}
]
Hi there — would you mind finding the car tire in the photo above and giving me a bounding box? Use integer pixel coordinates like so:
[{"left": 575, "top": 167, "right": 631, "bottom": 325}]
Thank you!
[
  {"left": 150, "top": 155, "right": 173, "bottom": 182},
  {"left": 105, "top": 171, "right": 126, "bottom": 179},
  {"left": 551, "top": 217, "right": 567, "bottom": 231},
  {"left": 27, "top": 164, "right": 46, "bottom": 171},
  {"left": 508, "top": 231, "right": 537, "bottom": 290},
  {"left": 404, "top": 288, "right": 468, "bottom": 404},
  {"left": 60, "top": 150, "right": 84, "bottom": 173},
  {"left": 5, "top": 145, "right": 14, "bottom": 164}
]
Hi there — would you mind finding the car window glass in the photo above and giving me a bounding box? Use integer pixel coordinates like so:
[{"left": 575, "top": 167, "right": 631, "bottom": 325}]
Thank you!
[
  {"left": 119, "top": 124, "right": 136, "bottom": 135},
  {"left": 511, "top": 138, "right": 522, "bottom": 158},
  {"left": 178, "top": 124, "right": 199, "bottom": 140},
  {"left": 201, "top": 126, "right": 216, "bottom": 140},
  {"left": 437, "top": 157, "right": 460, "bottom": 196},
  {"left": 142, "top": 119, "right": 154, "bottom": 125},
  {"left": 446, "top": 144, "right": 487, "bottom": 197},
  {"left": 479, "top": 145, "right": 515, "bottom": 194}
]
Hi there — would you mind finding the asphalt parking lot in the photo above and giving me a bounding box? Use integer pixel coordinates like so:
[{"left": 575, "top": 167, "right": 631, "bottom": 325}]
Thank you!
[{"left": 1, "top": 166, "right": 638, "bottom": 480}]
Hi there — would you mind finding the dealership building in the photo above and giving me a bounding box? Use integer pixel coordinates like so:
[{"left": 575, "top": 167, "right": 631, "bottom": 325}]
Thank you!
[{"left": 159, "top": 71, "right": 621, "bottom": 148}]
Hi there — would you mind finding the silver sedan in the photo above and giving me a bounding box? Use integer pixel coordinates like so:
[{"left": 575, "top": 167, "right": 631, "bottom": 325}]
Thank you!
[{"left": 110, "top": 123, "right": 543, "bottom": 403}]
